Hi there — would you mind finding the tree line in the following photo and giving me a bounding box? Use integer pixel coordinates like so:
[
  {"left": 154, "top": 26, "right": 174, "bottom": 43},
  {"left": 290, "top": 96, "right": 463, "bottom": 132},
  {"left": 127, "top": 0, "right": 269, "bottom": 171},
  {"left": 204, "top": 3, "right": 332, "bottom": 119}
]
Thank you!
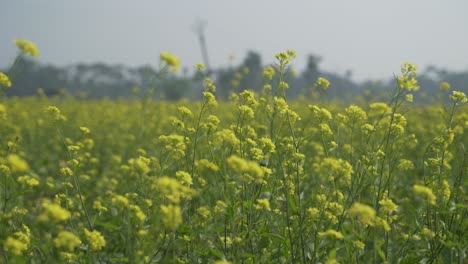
[{"left": 4, "top": 51, "right": 467, "bottom": 102}]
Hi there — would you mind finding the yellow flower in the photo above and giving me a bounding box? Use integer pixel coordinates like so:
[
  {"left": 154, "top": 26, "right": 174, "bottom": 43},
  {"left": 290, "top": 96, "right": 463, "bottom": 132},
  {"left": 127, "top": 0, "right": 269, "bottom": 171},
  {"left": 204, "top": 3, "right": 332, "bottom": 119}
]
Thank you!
[
  {"left": 111, "top": 194, "right": 129, "bottom": 208},
  {"left": 7, "top": 154, "right": 30, "bottom": 173},
  {"left": 194, "top": 62, "right": 205, "bottom": 71},
  {"left": 160, "top": 52, "right": 181, "bottom": 72},
  {"left": 176, "top": 170, "right": 193, "bottom": 185},
  {"left": 0, "top": 72, "right": 12, "bottom": 88},
  {"left": 318, "top": 229, "right": 344, "bottom": 240},
  {"left": 84, "top": 228, "right": 106, "bottom": 251},
  {"left": 214, "top": 260, "right": 231, "bottom": 264},
  {"left": 307, "top": 207, "right": 320, "bottom": 219},
  {"left": 413, "top": 184, "right": 436, "bottom": 205},
  {"left": 348, "top": 202, "right": 376, "bottom": 226},
  {"left": 406, "top": 94, "right": 414, "bottom": 102},
  {"left": 3, "top": 225, "right": 30, "bottom": 256},
  {"left": 316, "top": 77, "right": 330, "bottom": 89},
  {"left": 379, "top": 197, "right": 398, "bottom": 213},
  {"left": 39, "top": 200, "right": 71, "bottom": 222},
  {"left": 197, "top": 206, "right": 211, "bottom": 218},
  {"left": 160, "top": 204, "right": 182, "bottom": 231},
  {"left": 3, "top": 237, "right": 28, "bottom": 256},
  {"left": 450, "top": 91, "right": 467, "bottom": 103},
  {"left": 255, "top": 198, "right": 271, "bottom": 211},
  {"left": 54, "top": 231, "right": 82, "bottom": 252},
  {"left": 422, "top": 227, "right": 435, "bottom": 239},
  {"left": 17, "top": 175, "right": 40, "bottom": 186},
  {"left": 439, "top": 81, "right": 451, "bottom": 91},
  {"left": 14, "top": 39, "right": 39, "bottom": 57},
  {"left": 263, "top": 66, "right": 275, "bottom": 80}
]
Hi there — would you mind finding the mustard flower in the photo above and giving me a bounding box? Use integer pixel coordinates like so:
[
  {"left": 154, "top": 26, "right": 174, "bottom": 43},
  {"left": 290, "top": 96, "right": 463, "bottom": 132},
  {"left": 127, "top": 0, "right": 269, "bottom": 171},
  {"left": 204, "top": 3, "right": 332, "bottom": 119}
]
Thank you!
[
  {"left": 79, "top": 126, "right": 91, "bottom": 134},
  {"left": 3, "top": 225, "right": 30, "bottom": 256},
  {"left": 413, "top": 184, "right": 436, "bottom": 205},
  {"left": 0, "top": 72, "right": 12, "bottom": 88},
  {"left": 379, "top": 197, "right": 398, "bottom": 214},
  {"left": 17, "top": 175, "right": 39, "bottom": 186},
  {"left": 255, "top": 198, "right": 271, "bottom": 211},
  {"left": 7, "top": 154, "right": 30, "bottom": 173},
  {"left": 39, "top": 200, "right": 71, "bottom": 222},
  {"left": 214, "top": 260, "right": 231, "bottom": 264},
  {"left": 316, "top": 77, "right": 330, "bottom": 89},
  {"left": 204, "top": 78, "right": 216, "bottom": 92},
  {"left": 307, "top": 207, "right": 320, "bottom": 219},
  {"left": 14, "top": 39, "right": 39, "bottom": 57},
  {"left": 160, "top": 52, "right": 181, "bottom": 73},
  {"left": 3, "top": 237, "right": 28, "bottom": 256},
  {"left": 194, "top": 62, "right": 205, "bottom": 71},
  {"left": 263, "top": 66, "right": 275, "bottom": 80},
  {"left": 348, "top": 202, "right": 376, "bottom": 226},
  {"left": 197, "top": 206, "right": 211, "bottom": 218},
  {"left": 175, "top": 170, "right": 193, "bottom": 185},
  {"left": 84, "top": 228, "right": 106, "bottom": 251},
  {"left": 111, "top": 194, "right": 129, "bottom": 208},
  {"left": 160, "top": 204, "right": 182, "bottom": 231},
  {"left": 279, "top": 81, "right": 289, "bottom": 90},
  {"left": 439, "top": 81, "right": 451, "bottom": 91},
  {"left": 450, "top": 91, "right": 467, "bottom": 103},
  {"left": 178, "top": 106, "right": 193, "bottom": 117},
  {"left": 54, "top": 231, "right": 82, "bottom": 252},
  {"left": 203, "top": 91, "right": 218, "bottom": 107},
  {"left": 318, "top": 229, "right": 344, "bottom": 240},
  {"left": 406, "top": 94, "right": 414, "bottom": 102}
]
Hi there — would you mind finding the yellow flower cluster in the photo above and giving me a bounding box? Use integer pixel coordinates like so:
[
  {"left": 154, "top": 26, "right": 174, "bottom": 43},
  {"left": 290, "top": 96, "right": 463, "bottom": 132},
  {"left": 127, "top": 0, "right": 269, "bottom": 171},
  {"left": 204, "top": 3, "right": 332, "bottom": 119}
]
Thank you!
[
  {"left": 83, "top": 228, "right": 106, "bottom": 251},
  {"left": 316, "top": 77, "right": 330, "bottom": 90},
  {"left": 413, "top": 184, "right": 436, "bottom": 205},
  {"left": 318, "top": 229, "right": 344, "bottom": 240},
  {"left": 348, "top": 202, "right": 376, "bottom": 226},
  {"left": 0, "top": 72, "right": 12, "bottom": 88},
  {"left": 53, "top": 230, "right": 82, "bottom": 252},
  {"left": 14, "top": 39, "right": 39, "bottom": 57},
  {"left": 160, "top": 51, "right": 181, "bottom": 73},
  {"left": 263, "top": 66, "right": 275, "bottom": 80},
  {"left": 3, "top": 225, "right": 30, "bottom": 256},
  {"left": 255, "top": 198, "right": 271, "bottom": 211},
  {"left": 39, "top": 199, "right": 71, "bottom": 222},
  {"left": 449, "top": 91, "right": 467, "bottom": 103},
  {"left": 160, "top": 204, "right": 182, "bottom": 231},
  {"left": 227, "top": 155, "right": 268, "bottom": 184},
  {"left": 7, "top": 154, "right": 30, "bottom": 173}
]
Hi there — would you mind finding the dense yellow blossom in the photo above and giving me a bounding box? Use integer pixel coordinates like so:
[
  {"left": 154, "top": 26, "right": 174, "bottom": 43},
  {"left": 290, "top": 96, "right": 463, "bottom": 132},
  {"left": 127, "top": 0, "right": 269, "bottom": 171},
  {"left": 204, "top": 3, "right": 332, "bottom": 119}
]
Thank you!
[
  {"left": 316, "top": 77, "right": 330, "bottom": 89},
  {"left": 14, "top": 39, "right": 39, "bottom": 57},
  {"left": 348, "top": 203, "right": 376, "bottom": 226},
  {"left": 7, "top": 154, "right": 30, "bottom": 173},
  {"left": 160, "top": 204, "right": 182, "bottom": 231},
  {"left": 439, "top": 81, "right": 451, "bottom": 91},
  {"left": 160, "top": 52, "right": 181, "bottom": 72},
  {"left": 255, "top": 198, "right": 271, "bottom": 211},
  {"left": 318, "top": 229, "right": 344, "bottom": 240},
  {"left": 263, "top": 66, "right": 275, "bottom": 80},
  {"left": 0, "top": 72, "right": 12, "bottom": 87},
  {"left": 39, "top": 200, "right": 71, "bottom": 222},
  {"left": 53, "top": 231, "right": 82, "bottom": 252},
  {"left": 413, "top": 184, "right": 436, "bottom": 205},
  {"left": 84, "top": 228, "right": 106, "bottom": 251}
]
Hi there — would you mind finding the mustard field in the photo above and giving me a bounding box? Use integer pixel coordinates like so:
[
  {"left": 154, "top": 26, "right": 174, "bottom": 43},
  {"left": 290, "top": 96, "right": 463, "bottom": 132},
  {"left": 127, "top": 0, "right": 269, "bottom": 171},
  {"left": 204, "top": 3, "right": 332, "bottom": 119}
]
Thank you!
[{"left": 0, "top": 42, "right": 467, "bottom": 263}]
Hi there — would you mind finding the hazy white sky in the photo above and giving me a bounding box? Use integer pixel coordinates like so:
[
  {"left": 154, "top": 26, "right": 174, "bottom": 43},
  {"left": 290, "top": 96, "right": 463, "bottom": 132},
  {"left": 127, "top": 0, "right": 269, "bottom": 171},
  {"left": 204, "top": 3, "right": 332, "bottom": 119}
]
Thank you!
[{"left": 1, "top": 0, "right": 467, "bottom": 81}]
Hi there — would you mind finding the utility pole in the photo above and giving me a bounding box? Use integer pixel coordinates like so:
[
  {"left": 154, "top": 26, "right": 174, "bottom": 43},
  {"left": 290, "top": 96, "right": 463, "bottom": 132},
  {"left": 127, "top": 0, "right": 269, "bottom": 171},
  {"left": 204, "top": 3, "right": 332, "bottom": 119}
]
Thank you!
[{"left": 193, "top": 20, "right": 211, "bottom": 75}]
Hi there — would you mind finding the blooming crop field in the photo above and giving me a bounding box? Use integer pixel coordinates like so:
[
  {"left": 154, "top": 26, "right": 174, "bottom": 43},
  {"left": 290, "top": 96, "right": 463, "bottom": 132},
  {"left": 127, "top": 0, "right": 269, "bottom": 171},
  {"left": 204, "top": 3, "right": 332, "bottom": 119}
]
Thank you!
[{"left": 0, "top": 42, "right": 467, "bottom": 263}]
